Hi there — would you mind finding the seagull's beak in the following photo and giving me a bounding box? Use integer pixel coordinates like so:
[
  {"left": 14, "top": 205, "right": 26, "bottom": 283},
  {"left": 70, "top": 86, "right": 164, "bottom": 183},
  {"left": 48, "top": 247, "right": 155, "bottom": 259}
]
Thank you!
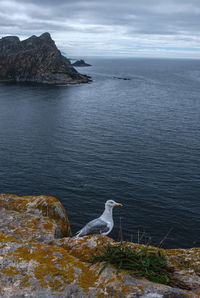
[{"left": 115, "top": 203, "right": 123, "bottom": 207}]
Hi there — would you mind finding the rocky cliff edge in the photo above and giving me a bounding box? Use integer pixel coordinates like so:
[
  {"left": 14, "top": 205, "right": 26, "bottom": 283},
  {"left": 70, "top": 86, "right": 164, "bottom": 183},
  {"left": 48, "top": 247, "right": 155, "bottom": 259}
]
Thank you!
[
  {"left": 0, "top": 193, "right": 200, "bottom": 297},
  {"left": 0, "top": 33, "right": 90, "bottom": 84}
]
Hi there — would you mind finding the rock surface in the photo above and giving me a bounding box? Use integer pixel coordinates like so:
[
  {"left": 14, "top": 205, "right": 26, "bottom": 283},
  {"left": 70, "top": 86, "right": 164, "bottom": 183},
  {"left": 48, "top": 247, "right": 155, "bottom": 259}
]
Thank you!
[
  {"left": 0, "top": 193, "right": 200, "bottom": 297},
  {"left": 72, "top": 59, "right": 91, "bottom": 67},
  {"left": 0, "top": 194, "right": 71, "bottom": 241},
  {"left": 0, "top": 33, "right": 91, "bottom": 84}
]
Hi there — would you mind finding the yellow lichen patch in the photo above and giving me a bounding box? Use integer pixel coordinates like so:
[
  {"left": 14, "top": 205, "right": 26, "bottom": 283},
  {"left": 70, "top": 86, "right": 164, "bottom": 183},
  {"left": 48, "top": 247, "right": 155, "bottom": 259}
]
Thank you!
[
  {"left": 10, "top": 242, "right": 98, "bottom": 293},
  {"left": 43, "top": 220, "right": 53, "bottom": 231},
  {"left": 0, "top": 232, "right": 21, "bottom": 243},
  {"left": 121, "top": 285, "right": 136, "bottom": 296},
  {"left": 1, "top": 266, "right": 21, "bottom": 276},
  {"left": 0, "top": 244, "right": 6, "bottom": 249},
  {"left": 20, "top": 275, "right": 31, "bottom": 288},
  {"left": 29, "top": 217, "right": 41, "bottom": 227},
  {"left": 47, "top": 279, "right": 64, "bottom": 292},
  {"left": 97, "top": 293, "right": 106, "bottom": 298},
  {"left": 137, "top": 285, "right": 145, "bottom": 293},
  {"left": 77, "top": 263, "right": 98, "bottom": 293},
  {"left": 13, "top": 228, "right": 22, "bottom": 235},
  {"left": 0, "top": 194, "right": 19, "bottom": 199}
]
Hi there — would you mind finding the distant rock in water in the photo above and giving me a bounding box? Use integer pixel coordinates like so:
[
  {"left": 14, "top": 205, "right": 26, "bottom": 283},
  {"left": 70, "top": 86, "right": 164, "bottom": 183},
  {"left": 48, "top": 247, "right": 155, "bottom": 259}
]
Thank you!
[
  {"left": 72, "top": 59, "right": 91, "bottom": 67},
  {"left": 113, "top": 76, "right": 131, "bottom": 80},
  {"left": 0, "top": 32, "right": 91, "bottom": 84}
]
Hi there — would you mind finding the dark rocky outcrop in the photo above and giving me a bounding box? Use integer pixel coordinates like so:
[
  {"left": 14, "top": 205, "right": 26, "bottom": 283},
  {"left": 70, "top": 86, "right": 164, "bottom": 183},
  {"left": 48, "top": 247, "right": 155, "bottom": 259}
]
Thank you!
[
  {"left": 72, "top": 59, "right": 91, "bottom": 67},
  {"left": 0, "top": 32, "right": 91, "bottom": 84}
]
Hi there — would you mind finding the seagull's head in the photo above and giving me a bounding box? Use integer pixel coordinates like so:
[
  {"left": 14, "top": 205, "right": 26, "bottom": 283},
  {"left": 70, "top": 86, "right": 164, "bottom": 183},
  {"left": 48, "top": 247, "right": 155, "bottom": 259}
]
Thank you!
[{"left": 105, "top": 200, "right": 123, "bottom": 209}]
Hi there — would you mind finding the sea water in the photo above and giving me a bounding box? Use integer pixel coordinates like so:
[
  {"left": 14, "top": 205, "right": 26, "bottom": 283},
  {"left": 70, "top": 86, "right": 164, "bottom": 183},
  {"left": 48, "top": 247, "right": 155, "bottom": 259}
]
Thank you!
[{"left": 0, "top": 57, "right": 199, "bottom": 248}]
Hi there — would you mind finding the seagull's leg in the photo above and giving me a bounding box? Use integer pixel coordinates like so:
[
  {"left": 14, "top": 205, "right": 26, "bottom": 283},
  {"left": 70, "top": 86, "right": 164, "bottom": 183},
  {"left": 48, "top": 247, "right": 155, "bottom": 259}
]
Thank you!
[{"left": 99, "top": 230, "right": 104, "bottom": 247}]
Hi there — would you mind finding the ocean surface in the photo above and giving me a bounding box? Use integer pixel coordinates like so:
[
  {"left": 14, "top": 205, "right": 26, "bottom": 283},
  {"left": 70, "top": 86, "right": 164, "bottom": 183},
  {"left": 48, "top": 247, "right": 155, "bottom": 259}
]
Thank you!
[{"left": 0, "top": 57, "right": 200, "bottom": 248}]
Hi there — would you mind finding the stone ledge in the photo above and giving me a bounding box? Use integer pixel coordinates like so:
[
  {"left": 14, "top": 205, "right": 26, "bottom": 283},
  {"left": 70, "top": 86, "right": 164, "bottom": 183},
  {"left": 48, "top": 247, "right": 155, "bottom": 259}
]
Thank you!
[{"left": 0, "top": 193, "right": 199, "bottom": 297}]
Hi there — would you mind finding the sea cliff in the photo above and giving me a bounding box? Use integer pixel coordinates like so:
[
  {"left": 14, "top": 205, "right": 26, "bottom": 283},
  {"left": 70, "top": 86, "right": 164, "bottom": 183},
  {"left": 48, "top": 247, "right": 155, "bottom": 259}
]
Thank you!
[
  {"left": 0, "top": 193, "right": 200, "bottom": 297},
  {"left": 0, "top": 33, "right": 90, "bottom": 85}
]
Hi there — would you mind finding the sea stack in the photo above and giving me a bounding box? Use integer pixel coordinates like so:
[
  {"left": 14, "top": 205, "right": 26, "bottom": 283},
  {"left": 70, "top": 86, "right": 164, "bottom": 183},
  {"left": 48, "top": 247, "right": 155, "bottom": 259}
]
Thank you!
[
  {"left": 72, "top": 59, "right": 91, "bottom": 67},
  {"left": 0, "top": 32, "right": 91, "bottom": 85}
]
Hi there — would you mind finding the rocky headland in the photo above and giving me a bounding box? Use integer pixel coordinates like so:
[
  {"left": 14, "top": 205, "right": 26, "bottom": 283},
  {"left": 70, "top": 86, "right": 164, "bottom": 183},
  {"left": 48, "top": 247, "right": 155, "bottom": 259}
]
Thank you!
[
  {"left": 0, "top": 33, "right": 91, "bottom": 85},
  {"left": 72, "top": 59, "right": 91, "bottom": 67},
  {"left": 0, "top": 193, "right": 200, "bottom": 297}
]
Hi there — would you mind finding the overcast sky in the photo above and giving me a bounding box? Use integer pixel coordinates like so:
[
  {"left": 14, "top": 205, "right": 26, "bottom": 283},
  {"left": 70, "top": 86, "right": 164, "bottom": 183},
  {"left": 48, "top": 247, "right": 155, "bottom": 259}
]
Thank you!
[{"left": 0, "top": 0, "right": 200, "bottom": 58}]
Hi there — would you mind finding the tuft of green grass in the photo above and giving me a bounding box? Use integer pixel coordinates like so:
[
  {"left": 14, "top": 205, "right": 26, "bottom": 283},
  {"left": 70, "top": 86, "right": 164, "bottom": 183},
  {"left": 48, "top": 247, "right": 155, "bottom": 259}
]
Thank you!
[{"left": 91, "top": 243, "right": 170, "bottom": 285}]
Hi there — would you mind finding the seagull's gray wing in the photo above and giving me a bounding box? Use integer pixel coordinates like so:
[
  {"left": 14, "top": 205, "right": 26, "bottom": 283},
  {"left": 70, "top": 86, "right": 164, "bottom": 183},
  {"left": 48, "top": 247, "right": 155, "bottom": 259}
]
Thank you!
[{"left": 77, "top": 218, "right": 109, "bottom": 236}]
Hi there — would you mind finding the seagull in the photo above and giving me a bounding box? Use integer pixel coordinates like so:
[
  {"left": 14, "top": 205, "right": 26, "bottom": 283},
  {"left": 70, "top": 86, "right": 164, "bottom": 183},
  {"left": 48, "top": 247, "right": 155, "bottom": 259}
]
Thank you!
[{"left": 76, "top": 200, "right": 123, "bottom": 237}]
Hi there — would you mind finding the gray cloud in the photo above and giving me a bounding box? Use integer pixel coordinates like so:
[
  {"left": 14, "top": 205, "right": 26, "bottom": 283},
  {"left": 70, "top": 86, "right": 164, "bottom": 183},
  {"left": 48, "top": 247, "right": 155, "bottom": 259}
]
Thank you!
[{"left": 1, "top": 0, "right": 200, "bottom": 57}]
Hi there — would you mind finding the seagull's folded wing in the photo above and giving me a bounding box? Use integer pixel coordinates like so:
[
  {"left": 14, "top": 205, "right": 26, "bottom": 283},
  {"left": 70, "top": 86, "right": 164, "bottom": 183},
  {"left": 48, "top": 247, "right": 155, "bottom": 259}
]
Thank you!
[{"left": 77, "top": 218, "right": 110, "bottom": 236}]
